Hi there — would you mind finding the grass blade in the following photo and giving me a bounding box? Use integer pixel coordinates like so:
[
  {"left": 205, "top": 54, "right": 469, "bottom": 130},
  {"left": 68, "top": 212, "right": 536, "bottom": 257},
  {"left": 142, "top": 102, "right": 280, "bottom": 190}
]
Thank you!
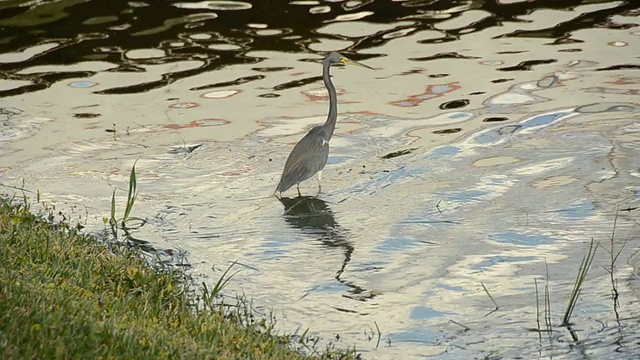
[
  {"left": 481, "top": 282, "right": 499, "bottom": 316},
  {"left": 562, "top": 238, "right": 597, "bottom": 325},
  {"left": 122, "top": 159, "right": 138, "bottom": 224},
  {"left": 110, "top": 188, "right": 117, "bottom": 226},
  {"left": 211, "top": 260, "right": 240, "bottom": 298}
]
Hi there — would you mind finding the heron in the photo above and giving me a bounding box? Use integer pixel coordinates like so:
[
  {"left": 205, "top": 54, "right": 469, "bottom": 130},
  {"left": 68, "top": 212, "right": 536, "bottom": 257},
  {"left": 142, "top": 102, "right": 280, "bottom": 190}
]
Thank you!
[{"left": 275, "top": 52, "right": 374, "bottom": 197}]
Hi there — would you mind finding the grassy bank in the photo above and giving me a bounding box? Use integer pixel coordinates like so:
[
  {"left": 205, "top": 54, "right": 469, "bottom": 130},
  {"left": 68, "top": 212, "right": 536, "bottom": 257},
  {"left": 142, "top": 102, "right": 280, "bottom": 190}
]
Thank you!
[{"left": 0, "top": 197, "right": 356, "bottom": 359}]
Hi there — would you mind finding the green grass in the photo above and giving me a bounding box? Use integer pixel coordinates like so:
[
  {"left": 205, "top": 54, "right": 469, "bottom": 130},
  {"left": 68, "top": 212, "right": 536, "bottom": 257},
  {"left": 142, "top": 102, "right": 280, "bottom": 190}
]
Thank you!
[
  {"left": 0, "top": 197, "right": 357, "bottom": 360},
  {"left": 107, "top": 159, "right": 145, "bottom": 237}
]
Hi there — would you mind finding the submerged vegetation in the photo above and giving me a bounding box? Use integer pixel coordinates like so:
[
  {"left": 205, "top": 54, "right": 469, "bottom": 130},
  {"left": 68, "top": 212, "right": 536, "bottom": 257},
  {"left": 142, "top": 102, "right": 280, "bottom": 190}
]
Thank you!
[
  {"left": 0, "top": 163, "right": 358, "bottom": 360},
  {"left": 518, "top": 209, "right": 637, "bottom": 352}
]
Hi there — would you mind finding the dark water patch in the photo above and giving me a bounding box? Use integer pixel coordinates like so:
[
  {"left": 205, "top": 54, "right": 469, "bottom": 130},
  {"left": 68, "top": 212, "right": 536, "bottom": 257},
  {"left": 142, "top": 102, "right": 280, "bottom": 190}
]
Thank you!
[
  {"left": 341, "top": 0, "right": 376, "bottom": 12},
  {"left": 397, "top": 0, "right": 441, "bottom": 9},
  {"left": 398, "top": 69, "right": 426, "bottom": 76},
  {"left": 73, "top": 113, "right": 101, "bottom": 119},
  {"left": 482, "top": 117, "right": 508, "bottom": 122},
  {"left": 382, "top": 147, "right": 419, "bottom": 159},
  {"left": 105, "top": 64, "right": 146, "bottom": 73},
  {"left": 549, "top": 36, "right": 584, "bottom": 45},
  {"left": 491, "top": 78, "right": 513, "bottom": 83},
  {"left": 0, "top": 0, "right": 635, "bottom": 98},
  {"left": 190, "top": 74, "right": 265, "bottom": 91},
  {"left": 258, "top": 93, "right": 280, "bottom": 98},
  {"left": 558, "top": 48, "right": 582, "bottom": 52},
  {"left": 410, "top": 52, "right": 481, "bottom": 61},
  {"left": 596, "top": 64, "right": 640, "bottom": 71},
  {"left": 497, "top": 59, "right": 557, "bottom": 72},
  {"left": 0, "top": 70, "right": 96, "bottom": 97},
  {"left": 494, "top": 0, "right": 638, "bottom": 40},
  {"left": 497, "top": 50, "right": 528, "bottom": 54},
  {"left": 167, "top": 143, "right": 204, "bottom": 154},
  {"left": 333, "top": 307, "right": 358, "bottom": 314},
  {"left": 0, "top": 82, "right": 48, "bottom": 98},
  {"left": 41, "top": 71, "right": 97, "bottom": 84},
  {"left": 417, "top": 34, "right": 459, "bottom": 45},
  {"left": 433, "top": 128, "right": 461, "bottom": 135},
  {"left": 599, "top": 21, "right": 638, "bottom": 30},
  {"left": 95, "top": 63, "right": 226, "bottom": 94},
  {"left": 272, "top": 76, "right": 323, "bottom": 91},
  {"left": 439, "top": 99, "right": 469, "bottom": 110},
  {"left": 252, "top": 66, "right": 294, "bottom": 72}
]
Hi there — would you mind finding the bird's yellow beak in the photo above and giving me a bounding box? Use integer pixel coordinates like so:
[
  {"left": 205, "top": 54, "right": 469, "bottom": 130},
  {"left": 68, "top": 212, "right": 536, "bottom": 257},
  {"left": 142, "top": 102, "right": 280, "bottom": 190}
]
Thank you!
[{"left": 341, "top": 57, "right": 375, "bottom": 70}]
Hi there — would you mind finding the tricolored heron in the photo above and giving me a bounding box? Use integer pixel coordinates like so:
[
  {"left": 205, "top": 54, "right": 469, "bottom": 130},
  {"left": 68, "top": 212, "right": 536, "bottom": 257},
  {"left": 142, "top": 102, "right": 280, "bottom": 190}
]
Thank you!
[{"left": 275, "top": 52, "right": 374, "bottom": 197}]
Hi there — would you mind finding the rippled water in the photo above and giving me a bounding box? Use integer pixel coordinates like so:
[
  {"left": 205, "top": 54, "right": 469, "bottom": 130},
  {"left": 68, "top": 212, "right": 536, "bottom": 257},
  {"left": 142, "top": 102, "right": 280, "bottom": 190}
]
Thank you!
[{"left": 1, "top": 0, "right": 640, "bottom": 358}]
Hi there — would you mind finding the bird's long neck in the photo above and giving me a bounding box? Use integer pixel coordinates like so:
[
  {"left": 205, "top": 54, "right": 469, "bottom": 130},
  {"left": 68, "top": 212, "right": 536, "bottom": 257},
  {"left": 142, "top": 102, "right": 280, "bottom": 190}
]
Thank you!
[{"left": 322, "top": 60, "right": 338, "bottom": 141}]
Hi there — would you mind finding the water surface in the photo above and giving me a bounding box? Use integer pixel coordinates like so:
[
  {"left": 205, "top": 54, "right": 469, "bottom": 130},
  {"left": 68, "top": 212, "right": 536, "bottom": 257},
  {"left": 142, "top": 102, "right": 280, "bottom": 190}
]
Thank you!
[{"left": 1, "top": 0, "right": 640, "bottom": 358}]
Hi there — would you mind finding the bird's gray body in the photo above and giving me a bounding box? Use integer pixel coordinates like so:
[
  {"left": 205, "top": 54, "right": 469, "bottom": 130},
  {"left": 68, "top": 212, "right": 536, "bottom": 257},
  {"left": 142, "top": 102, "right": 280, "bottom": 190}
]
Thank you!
[
  {"left": 275, "top": 126, "right": 330, "bottom": 194},
  {"left": 275, "top": 52, "right": 372, "bottom": 196}
]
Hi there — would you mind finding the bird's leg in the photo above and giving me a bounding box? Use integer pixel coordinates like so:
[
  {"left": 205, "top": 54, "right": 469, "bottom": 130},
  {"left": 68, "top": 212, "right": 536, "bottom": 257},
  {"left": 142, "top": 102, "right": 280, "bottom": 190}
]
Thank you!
[
  {"left": 316, "top": 171, "right": 322, "bottom": 194},
  {"left": 296, "top": 183, "right": 301, "bottom": 197}
]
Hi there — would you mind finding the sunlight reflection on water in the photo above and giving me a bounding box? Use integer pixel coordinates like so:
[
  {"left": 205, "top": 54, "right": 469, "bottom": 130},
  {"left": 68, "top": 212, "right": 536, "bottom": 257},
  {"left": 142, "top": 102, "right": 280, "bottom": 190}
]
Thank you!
[{"left": 1, "top": 0, "right": 640, "bottom": 358}]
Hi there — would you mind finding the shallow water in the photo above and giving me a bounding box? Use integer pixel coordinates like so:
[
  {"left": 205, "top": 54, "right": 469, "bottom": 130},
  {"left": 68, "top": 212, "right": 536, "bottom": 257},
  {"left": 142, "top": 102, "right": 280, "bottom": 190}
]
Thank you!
[{"left": 1, "top": 0, "right": 640, "bottom": 358}]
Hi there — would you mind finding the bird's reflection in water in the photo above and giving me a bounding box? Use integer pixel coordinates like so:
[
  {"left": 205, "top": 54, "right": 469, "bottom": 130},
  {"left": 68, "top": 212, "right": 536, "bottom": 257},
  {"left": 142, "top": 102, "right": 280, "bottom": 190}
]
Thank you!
[{"left": 278, "top": 196, "right": 374, "bottom": 302}]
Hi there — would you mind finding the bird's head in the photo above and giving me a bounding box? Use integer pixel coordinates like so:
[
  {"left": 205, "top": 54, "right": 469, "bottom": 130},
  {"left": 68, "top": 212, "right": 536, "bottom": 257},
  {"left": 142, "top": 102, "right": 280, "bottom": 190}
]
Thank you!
[{"left": 326, "top": 52, "right": 374, "bottom": 70}]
